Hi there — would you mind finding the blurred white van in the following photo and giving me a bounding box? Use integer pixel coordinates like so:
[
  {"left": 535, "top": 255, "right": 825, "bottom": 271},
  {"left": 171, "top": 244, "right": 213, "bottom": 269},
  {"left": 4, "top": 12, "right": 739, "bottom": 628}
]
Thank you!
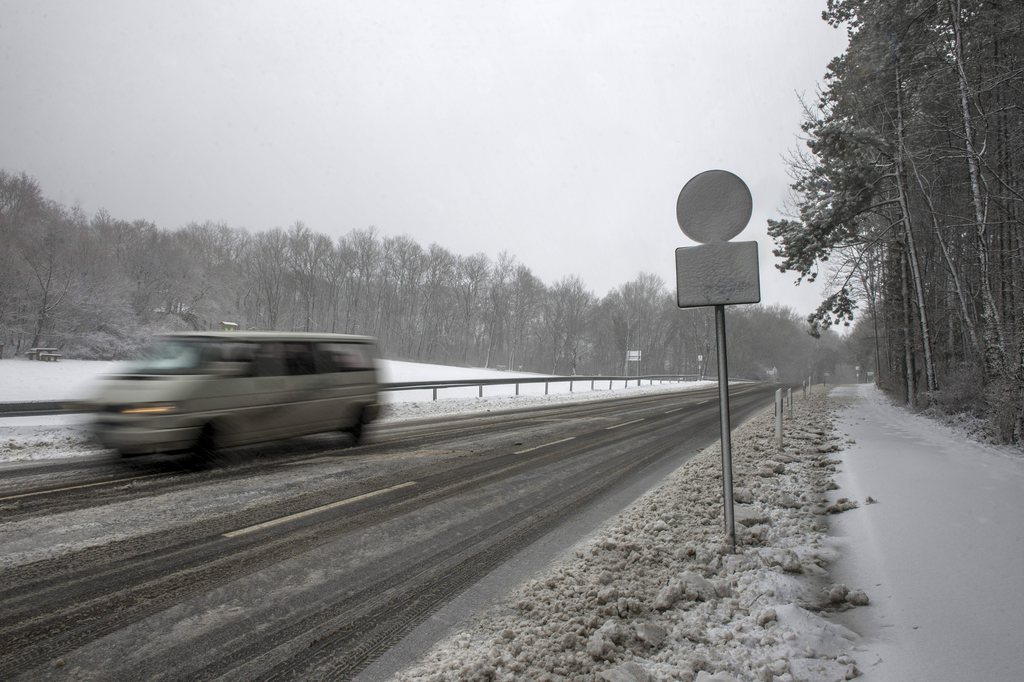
[{"left": 89, "top": 332, "right": 380, "bottom": 461}]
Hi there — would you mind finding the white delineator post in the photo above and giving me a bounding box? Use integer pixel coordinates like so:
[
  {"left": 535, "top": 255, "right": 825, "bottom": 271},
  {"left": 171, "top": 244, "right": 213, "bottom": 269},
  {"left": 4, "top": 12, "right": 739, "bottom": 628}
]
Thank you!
[
  {"left": 775, "top": 388, "right": 784, "bottom": 450},
  {"left": 674, "top": 170, "right": 761, "bottom": 551}
]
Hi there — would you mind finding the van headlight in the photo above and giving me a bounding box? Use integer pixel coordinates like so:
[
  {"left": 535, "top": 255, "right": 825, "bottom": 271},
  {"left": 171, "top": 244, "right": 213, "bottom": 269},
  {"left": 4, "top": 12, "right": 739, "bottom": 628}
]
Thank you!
[{"left": 120, "top": 403, "right": 178, "bottom": 415}]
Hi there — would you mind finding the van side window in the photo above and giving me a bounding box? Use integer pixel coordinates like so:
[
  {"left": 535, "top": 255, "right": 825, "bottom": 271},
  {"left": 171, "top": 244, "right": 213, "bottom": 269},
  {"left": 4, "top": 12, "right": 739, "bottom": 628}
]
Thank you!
[
  {"left": 253, "top": 343, "right": 287, "bottom": 377},
  {"left": 283, "top": 342, "right": 317, "bottom": 375},
  {"left": 313, "top": 344, "right": 337, "bottom": 373},
  {"left": 317, "top": 343, "right": 373, "bottom": 373},
  {"left": 200, "top": 343, "right": 225, "bottom": 363},
  {"left": 221, "top": 342, "right": 255, "bottom": 376}
]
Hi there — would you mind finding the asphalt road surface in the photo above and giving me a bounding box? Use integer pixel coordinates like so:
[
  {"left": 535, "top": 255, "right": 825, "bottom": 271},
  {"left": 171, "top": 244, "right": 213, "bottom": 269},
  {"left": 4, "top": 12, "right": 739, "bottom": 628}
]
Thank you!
[{"left": 0, "top": 384, "right": 775, "bottom": 680}]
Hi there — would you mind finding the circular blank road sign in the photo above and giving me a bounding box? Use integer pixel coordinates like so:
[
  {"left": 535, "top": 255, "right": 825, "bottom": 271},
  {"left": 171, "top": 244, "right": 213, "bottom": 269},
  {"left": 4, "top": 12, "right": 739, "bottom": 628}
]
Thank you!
[{"left": 676, "top": 170, "right": 752, "bottom": 243}]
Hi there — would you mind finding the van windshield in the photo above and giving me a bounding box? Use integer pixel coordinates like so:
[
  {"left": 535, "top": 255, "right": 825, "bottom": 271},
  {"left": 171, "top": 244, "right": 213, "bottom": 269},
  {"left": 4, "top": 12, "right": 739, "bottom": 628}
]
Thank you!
[{"left": 120, "top": 339, "right": 211, "bottom": 375}]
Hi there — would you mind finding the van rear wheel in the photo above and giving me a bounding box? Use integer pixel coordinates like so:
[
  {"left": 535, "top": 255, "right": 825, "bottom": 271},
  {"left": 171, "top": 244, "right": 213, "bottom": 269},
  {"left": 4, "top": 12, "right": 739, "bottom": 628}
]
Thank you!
[{"left": 190, "top": 423, "right": 222, "bottom": 469}]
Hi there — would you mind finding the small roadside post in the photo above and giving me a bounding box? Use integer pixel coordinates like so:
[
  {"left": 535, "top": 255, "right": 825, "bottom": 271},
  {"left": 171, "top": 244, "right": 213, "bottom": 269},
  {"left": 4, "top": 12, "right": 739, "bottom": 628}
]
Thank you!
[
  {"left": 673, "top": 170, "right": 760, "bottom": 551},
  {"left": 775, "top": 388, "right": 784, "bottom": 450}
]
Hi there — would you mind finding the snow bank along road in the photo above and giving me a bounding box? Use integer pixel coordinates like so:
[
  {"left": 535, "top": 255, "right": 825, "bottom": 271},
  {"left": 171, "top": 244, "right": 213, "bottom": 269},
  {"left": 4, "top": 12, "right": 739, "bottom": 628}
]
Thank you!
[{"left": 0, "top": 383, "right": 775, "bottom": 680}]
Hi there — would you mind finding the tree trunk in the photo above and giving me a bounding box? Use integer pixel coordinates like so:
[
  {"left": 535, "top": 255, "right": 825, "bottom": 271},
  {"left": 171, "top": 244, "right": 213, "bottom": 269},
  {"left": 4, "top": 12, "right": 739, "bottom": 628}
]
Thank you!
[
  {"left": 900, "top": 247, "right": 916, "bottom": 407},
  {"left": 894, "top": 63, "right": 937, "bottom": 393},
  {"left": 908, "top": 158, "right": 981, "bottom": 356},
  {"left": 948, "top": 0, "right": 1007, "bottom": 376}
]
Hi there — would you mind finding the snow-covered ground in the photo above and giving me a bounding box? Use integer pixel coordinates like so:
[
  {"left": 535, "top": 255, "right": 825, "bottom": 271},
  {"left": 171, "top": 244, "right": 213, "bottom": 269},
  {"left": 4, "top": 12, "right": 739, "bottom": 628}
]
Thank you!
[
  {"left": 4, "top": 358, "right": 1022, "bottom": 680},
  {"left": 829, "top": 384, "right": 1024, "bottom": 681}
]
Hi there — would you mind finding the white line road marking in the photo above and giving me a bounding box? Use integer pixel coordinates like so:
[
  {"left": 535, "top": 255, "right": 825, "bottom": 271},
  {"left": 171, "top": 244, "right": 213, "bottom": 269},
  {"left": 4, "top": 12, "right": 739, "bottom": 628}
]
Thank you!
[
  {"left": 513, "top": 436, "right": 576, "bottom": 455},
  {"left": 0, "top": 473, "right": 166, "bottom": 502},
  {"left": 222, "top": 481, "right": 417, "bottom": 538},
  {"left": 663, "top": 407, "right": 685, "bottom": 414},
  {"left": 697, "top": 400, "right": 709, "bottom": 405},
  {"left": 606, "top": 418, "right": 645, "bottom": 430},
  {"left": 280, "top": 457, "right": 338, "bottom": 467}
]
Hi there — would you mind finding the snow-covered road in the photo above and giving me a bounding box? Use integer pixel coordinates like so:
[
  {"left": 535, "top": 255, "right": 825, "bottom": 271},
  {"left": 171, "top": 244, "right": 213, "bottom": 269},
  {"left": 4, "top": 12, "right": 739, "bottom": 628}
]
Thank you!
[{"left": 5, "top": 356, "right": 1022, "bottom": 680}]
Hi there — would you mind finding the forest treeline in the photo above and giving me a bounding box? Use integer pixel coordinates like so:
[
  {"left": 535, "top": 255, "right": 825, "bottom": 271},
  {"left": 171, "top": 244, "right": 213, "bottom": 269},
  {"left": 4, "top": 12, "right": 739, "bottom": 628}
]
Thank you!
[
  {"left": 0, "top": 170, "right": 842, "bottom": 382},
  {"left": 770, "top": 0, "right": 1024, "bottom": 442}
]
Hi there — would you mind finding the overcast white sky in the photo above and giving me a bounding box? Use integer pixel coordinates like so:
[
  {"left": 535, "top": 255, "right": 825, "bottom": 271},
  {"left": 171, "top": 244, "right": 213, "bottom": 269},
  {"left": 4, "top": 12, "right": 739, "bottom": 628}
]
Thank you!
[{"left": 0, "top": 1, "right": 847, "bottom": 313}]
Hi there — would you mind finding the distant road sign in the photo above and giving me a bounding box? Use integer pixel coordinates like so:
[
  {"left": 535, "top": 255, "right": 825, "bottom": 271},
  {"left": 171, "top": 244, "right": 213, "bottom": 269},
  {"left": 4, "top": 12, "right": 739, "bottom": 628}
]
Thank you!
[{"left": 626, "top": 350, "right": 641, "bottom": 362}]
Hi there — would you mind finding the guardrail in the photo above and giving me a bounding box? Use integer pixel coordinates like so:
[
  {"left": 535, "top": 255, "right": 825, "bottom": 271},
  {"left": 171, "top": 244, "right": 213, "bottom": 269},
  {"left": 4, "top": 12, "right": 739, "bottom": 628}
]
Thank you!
[
  {"left": 0, "top": 400, "right": 68, "bottom": 416},
  {"left": 0, "top": 374, "right": 702, "bottom": 418},
  {"left": 380, "top": 374, "right": 701, "bottom": 401}
]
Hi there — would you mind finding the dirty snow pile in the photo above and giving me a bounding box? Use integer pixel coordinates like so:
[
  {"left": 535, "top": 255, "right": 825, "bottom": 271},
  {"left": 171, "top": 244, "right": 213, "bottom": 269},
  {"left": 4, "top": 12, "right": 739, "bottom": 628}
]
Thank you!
[{"left": 397, "top": 393, "right": 868, "bottom": 682}]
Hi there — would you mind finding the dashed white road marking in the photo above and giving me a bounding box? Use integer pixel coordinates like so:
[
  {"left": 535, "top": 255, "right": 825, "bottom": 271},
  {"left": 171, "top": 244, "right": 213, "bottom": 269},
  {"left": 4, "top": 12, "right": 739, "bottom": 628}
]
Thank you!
[
  {"left": 513, "top": 436, "right": 576, "bottom": 455},
  {"left": 223, "top": 481, "right": 417, "bottom": 538},
  {"left": 605, "top": 418, "right": 645, "bottom": 430}
]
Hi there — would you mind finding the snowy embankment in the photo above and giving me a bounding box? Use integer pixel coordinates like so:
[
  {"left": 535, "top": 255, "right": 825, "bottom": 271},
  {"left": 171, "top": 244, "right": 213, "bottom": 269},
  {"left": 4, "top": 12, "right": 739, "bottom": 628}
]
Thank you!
[{"left": 395, "top": 391, "right": 866, "bottom": 682}]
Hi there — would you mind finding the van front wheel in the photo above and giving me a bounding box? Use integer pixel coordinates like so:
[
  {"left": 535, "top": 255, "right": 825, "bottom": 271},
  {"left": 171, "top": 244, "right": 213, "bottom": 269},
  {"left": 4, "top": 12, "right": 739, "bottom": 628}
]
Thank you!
[{"left": 345, "top": 408, "right": 366, "bottom": 445}]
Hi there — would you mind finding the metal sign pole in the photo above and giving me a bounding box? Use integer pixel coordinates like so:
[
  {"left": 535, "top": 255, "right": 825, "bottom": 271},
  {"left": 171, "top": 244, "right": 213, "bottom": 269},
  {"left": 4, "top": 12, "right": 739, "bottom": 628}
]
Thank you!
[
  {"left": 674, "top": 170, "right": 759, "bottom": 552},
  {"left": 714, "top": 304, "right": 736, "bottom": 550}
]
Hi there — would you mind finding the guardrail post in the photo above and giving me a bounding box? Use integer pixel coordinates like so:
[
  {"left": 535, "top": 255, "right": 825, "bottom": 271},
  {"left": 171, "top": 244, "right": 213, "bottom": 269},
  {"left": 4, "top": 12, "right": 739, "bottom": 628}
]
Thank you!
[
  {"left": 515, "top": 383, "right": 520, "bottom": 396},
  {"left": 609, "top": 380, "right": 613, "bottom": 390},
  {"left": 432, "top": 387, "right": 438, "bottom": 401},
  {"left": 787, "top": 388, "right": 793, "bottom": 417},
  {"left": 545, "top": 382, "right": 549, "bottom": 395},
  {"left": 478, "top": 385, "right": 483, "bottom": 398},
  {"left": 775, "top": 388, "right": 784, "bottom": 450},
  {"left": 591, "top": 379, "right": 595, "bottom": 391}
]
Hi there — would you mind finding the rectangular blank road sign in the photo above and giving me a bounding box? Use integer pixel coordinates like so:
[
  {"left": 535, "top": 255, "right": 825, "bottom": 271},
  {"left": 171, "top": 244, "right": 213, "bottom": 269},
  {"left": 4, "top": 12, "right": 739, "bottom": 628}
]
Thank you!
[{"left": 675, "top": 241, "right": 760, "bottom": 308}]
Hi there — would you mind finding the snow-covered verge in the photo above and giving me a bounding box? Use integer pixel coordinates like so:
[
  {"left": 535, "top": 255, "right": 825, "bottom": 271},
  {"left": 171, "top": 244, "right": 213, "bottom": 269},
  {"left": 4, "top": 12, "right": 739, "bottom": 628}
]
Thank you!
[
  {"left": 829, "top": 384, "right": 1024, "bottom": 681},
  {"left": 395, "top": 392, "right": 868, "bottom": 682}
]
